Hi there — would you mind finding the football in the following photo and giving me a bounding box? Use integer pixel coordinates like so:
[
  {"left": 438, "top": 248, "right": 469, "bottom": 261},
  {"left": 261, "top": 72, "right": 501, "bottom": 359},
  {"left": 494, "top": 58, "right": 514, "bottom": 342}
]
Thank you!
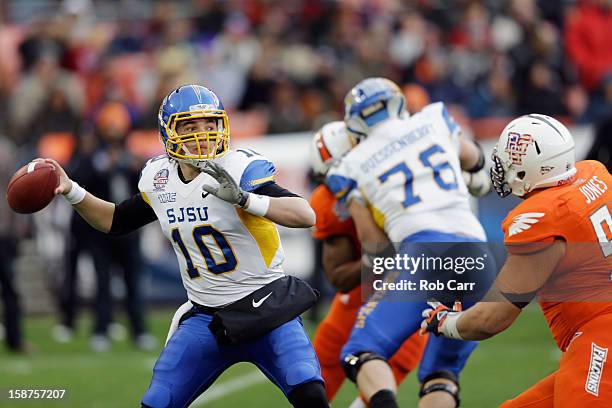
[{"left": 6, "top": 161, "right": 60, "bottom": 214}]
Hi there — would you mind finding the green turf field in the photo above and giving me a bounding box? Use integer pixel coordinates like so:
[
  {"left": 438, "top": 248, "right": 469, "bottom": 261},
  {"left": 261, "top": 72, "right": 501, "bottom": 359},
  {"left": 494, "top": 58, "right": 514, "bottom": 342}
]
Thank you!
[{"left": 0, "top": 305, "right": 557, "bottom": 407}]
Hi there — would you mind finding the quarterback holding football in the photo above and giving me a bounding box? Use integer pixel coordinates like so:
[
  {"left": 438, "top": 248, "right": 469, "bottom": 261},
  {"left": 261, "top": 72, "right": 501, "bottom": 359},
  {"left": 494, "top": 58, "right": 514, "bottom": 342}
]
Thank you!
[{"left": 37, "top": 85, "right": 329, "bottom": 408}]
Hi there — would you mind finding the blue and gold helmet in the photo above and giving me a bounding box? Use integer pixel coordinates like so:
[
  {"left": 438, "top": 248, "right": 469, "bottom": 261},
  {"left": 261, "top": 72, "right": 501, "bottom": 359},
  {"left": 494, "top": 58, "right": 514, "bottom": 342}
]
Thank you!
[
  {"left": 344, "top": 77, "right": 407, "bottom": 139},
  {"left": 158, "top": 85, "right": 230, "bottom": 166}
]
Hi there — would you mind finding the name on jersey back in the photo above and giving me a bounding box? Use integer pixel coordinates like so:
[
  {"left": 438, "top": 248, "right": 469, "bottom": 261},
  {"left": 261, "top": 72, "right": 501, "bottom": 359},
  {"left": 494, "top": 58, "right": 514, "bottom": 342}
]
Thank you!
[{"left": 360, "top": 123, "right": 434, "bottom": 174}]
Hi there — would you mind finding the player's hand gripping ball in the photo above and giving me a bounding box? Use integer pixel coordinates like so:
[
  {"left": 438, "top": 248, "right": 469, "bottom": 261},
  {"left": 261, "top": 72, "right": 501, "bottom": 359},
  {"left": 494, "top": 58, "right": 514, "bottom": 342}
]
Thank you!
[{"left": 6, "top": 159, "right": 60, "bottom": 214}]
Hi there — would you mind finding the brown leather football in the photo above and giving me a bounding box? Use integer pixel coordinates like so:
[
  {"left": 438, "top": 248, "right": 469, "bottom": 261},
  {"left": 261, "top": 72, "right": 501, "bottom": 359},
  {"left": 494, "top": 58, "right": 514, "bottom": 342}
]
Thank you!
[{"left": 6, "top": 161, "right": 59, "bottom": 214}]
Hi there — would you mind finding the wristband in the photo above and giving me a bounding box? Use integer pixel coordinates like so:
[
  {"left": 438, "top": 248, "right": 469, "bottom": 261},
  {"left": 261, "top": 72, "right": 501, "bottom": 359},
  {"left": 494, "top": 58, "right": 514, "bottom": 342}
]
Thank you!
[
  {"left": 63, "top": 180, "right": 87, "bottom": 205},
  {"left": 244, "top": 193, "right": 270, "bottom": 216},
  {"left": 442, "top": 312, "right": 464, "bottom": 340}
]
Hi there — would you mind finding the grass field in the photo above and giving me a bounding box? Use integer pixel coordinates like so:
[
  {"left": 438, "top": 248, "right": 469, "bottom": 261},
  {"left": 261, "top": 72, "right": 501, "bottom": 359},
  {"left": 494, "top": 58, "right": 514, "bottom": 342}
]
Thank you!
[{"left": 0, "top": 305, "right": 557, "bottom": 407}]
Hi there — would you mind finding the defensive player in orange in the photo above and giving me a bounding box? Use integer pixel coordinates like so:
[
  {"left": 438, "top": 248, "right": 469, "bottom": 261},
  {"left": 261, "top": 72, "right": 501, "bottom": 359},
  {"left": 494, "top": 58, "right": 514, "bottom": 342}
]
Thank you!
[
  {"left": 421, "top": 114, "right": 612, "bottom": 407},
  {"left": 309, "top": 121, "right": 427, "bottom": 404}
]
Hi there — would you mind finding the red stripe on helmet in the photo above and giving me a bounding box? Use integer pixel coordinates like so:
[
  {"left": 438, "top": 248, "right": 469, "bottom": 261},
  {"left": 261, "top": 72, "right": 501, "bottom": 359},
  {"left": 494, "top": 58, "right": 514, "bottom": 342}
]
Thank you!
[{"left": 315, "top": 132, "right": 332, "bottom": 162}]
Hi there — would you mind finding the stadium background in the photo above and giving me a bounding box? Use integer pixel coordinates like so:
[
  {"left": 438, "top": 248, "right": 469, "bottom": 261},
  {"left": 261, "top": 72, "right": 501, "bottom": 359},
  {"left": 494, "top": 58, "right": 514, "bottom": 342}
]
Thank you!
[{"left": 0, "top": 0, "right": 610, "bottom": 406}]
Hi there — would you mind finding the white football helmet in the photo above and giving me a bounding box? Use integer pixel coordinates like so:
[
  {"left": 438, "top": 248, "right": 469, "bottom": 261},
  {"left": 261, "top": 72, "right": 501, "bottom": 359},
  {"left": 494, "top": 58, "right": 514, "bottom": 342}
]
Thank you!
[
  {"left": 310, "top": 121, "right": 356, "bottom": 178},
  {"left": 491, "top": 114, "right": 576, "bottom": 197}
]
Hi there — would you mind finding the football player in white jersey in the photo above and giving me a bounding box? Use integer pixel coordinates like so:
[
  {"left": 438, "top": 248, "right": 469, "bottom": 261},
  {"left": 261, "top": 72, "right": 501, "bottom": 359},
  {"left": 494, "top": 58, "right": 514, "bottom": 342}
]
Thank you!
[
  {"left": 38, "top": 85, "right": 329, "bottom": 408},
  {"left": 326, "top": 78, "right": 494, "bottom": 408}
]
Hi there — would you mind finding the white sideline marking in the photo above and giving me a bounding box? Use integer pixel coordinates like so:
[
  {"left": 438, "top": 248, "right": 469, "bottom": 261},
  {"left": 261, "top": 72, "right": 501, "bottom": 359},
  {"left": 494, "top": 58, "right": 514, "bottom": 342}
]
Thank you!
[{"left": 193, "top": 370, "right": 267, "bottom": 406}]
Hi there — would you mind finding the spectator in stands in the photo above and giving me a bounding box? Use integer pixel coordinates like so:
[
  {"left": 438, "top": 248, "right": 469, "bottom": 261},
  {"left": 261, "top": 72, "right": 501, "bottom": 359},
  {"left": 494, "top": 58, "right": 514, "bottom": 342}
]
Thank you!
[
  {"left": 467, "top": 67, "right": 515, "bottom": 118},
  {"left": 585, "top": 74, "right": 612, "bottom": 170},
  {"left": 18, "top": 17, "right": 64, "bottom": 73},
  {"left": 565, "top": 0, "right": 612, "bottom": 92},
  {"left": 267, "top": 79, "right": 307, "bottom": 134},
  {"left": 25, "top": 86, "right": 81, "bottom": 148},
  {"left": 518, "top": 60, "right": 568, "bottom": 116},
  {"left": 9, "top": 54, "right": 84, "bottom": 151},
  {"left": 202, "top": 12, "right": 260, "bottom": 109}
]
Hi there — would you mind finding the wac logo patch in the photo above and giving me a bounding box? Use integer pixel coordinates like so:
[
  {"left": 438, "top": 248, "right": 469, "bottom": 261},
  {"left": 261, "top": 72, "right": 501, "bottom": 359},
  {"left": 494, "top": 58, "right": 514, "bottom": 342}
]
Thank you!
[
  {"left": 585, "top": 342, "right": 608, "bottom": 396},
  {"left": 505, "top": 132, "right": 533, "bottom": 165}
]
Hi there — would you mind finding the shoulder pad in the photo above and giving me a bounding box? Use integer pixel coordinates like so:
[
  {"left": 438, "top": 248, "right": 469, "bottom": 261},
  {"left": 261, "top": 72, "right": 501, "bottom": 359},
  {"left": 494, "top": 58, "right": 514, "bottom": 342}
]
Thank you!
[
  {"left": 240, "top": 158, "right": 276, "bottom": 192},
  {"left": 326, "top": 157, "right": 359, "bottom": 204},
  {"left": 421, "top": 102, "right": 459, "bottom": 132},
  {"left": 138, "top": 156, "right": 171, "bottom": 192},
  {"left": 326, "top": 173, "right": 358, "bottom": 204},
  {"left": 502, "top": 198, "right": 567, "bottom": 246},
  {"left": 221, "top": 150, "right": 276, "bottom": 192}
]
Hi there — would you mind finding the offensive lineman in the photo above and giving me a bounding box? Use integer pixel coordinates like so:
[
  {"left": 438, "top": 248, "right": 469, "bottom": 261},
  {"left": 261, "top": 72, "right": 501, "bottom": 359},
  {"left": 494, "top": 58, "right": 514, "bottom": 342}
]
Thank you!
[
  {"left": 38, "top": 85, "right": 329, "bottom": 408},
  {"left": 421, "top": 114, "right": 612, "bottom": 407},
  {"left": 326, "top": 77, "right": 494, "bottom": 408},
  {"left": 309, "top": 121, "right": 427, "bottom": 405}
]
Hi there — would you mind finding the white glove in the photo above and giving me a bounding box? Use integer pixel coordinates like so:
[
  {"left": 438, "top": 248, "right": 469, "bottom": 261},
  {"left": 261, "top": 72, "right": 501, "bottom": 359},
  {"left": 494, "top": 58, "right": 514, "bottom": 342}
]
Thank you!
[
  {"left": 165, "top": 301, "right": 193, "bottom": 345},
  {"left": 462, "top": 169, "right": 491, "bottom": 197},
  {"left": 201, "top": 161, "right": 249, "bottom": 207}
]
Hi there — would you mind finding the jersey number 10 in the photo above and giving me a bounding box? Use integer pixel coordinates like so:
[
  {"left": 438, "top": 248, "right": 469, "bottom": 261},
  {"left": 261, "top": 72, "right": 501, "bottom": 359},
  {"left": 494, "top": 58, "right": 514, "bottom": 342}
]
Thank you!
[{"left": 172, "top": 226, "right": 238, "bottom": 278}]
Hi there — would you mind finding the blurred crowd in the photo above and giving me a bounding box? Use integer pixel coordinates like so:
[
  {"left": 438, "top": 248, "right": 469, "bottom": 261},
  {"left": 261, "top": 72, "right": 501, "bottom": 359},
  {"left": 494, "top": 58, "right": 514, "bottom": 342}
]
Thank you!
[
  {"left": 1, "top": 0, "right": 612, "bottom": 353},
  {"left": 1, "top": 0, "right": 612, "bottom": 149}
]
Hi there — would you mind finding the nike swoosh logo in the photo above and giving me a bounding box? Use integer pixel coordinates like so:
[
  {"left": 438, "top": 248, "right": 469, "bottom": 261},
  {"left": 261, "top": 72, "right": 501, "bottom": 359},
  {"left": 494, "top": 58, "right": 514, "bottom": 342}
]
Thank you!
[{"left": 252, "top": 292, "right": 273, "bottom": 308}]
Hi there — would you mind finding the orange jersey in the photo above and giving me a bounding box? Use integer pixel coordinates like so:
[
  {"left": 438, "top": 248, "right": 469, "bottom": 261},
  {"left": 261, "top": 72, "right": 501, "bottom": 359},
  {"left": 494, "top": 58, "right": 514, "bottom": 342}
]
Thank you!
[
  {"left": 310, "top": 184, "right": 362, "bottom": 307},
  {"left": 310, "top": 184, "right": 360, "bottom": 250},
  {"left": 502, "top": 160, "right": 612, "bottom": 350}
]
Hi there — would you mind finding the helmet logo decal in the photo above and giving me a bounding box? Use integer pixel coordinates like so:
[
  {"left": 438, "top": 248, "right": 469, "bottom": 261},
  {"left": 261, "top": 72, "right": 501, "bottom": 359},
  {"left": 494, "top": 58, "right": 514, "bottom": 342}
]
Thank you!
[
  {"left": 540, "top": 166, "right": 554, "bottom": 175},
  {"left": 189, "top": 104, "right": 215, "bottom": 111},
  {"left": 314, "top": 132, "right": 332, "bottom": 162},
  {"left": 191, "top": 85, "right": 202, "bottom": 102},
  {"left": 505, "top": 132, "right": 533, "bottom": 165}
]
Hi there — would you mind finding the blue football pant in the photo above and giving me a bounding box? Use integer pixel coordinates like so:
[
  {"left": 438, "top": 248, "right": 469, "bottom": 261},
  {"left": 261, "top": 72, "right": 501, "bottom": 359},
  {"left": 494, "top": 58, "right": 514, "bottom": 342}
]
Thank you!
[
  {"left": 141, "top": 312, "right": 323, "bottom": 408},
  {"left": 341, "top": 232, "right": 496, "bottom": 382}
]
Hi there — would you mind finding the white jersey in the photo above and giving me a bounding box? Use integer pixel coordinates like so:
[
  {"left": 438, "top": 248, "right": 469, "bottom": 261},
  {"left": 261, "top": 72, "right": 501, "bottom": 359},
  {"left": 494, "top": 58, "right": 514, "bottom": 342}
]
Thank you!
[
  {"left": 138, "top": 150, "right": 285, "bottom": 307},
  {"left": 327, "top": 102, "right": 486, "bottom": 243}
]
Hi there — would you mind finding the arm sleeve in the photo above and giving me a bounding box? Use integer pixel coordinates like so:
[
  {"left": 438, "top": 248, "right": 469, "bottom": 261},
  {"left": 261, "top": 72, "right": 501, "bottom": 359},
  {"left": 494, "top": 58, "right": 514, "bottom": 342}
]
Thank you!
[
  {"left": 109, "top": 193, "right": 158, "bottom": 236},
  {"left": 252, "top": 182, "right": 300, "bottom": 198}
]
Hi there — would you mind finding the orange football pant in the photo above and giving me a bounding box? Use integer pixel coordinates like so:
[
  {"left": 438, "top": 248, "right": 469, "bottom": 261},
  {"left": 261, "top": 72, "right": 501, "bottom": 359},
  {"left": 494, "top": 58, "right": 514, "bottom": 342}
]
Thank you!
[{"left": 500, "top": 314, "right": 612, "bottom": 408}]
